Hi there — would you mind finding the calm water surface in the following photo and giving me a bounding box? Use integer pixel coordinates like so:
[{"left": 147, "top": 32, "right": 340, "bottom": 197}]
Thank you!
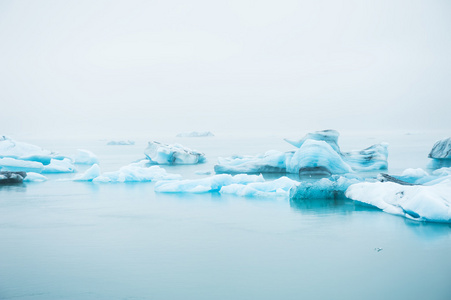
[{"left": 1, "top": 132, "right": 450, "bottom": 300}]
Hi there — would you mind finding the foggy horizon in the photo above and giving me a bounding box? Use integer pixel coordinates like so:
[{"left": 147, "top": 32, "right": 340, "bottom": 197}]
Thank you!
[{"left": 1, "top": 0, "right": 450, "bottom": 139}]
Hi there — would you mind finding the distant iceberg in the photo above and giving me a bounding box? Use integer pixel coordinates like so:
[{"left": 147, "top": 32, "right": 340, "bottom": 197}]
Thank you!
[
  {"left": 215, "top": 130, "right": 388, "bottom": 175},
  {"left": 345, "top": 181, "right": 451, "bottom": 223},
  {"left": 176, "top": 131, "right": 214, "bottom": 137},
  {"left": 107, "top": 140, "right": 135, "bottom": 145},
  {"left": 428, "top": 138, "right": 451, "bottom": 159},
  {"left": 155, "top": 174, "right": 264, "bottom": 193},
  {"left": 74, "top": 161, "right": 181, "bottom": 183},
  {"left": 290, "top": 175, "right": 362, "bottom": 199},
  {"left": 73, "top": 149, "right": 98, "bottom": 165},
  {"left": 145, "top": 141, "right": 206, "bottom": 165}
]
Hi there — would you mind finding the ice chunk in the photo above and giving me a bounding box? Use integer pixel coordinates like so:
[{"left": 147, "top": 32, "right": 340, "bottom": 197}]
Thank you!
[
  {"left": 73, "top": 149, "right": 98, "bottom": 165},
  {"left": 381, "top": 167, "right": 451, "bottom": 186},
  {"left": 73, "top": 164, "right": 101, "bottom": 181},
  {"left": 220, "top": 176, "right": 298, "bottom": 197},
  {"left": 107, "top": 140, "right": 135, "bottom": 145},
  {"left": 23, "top": 172, "right": 47, "bottom": 182},
  {"left": 154, "top": 174, "right": 264, "bottom": 193},
  {"left": 0, "top": 136, "right": 68, "bottom": 164},
  {"left": 345, "top": 181, "right": 451, "bottom": 223},
  {"left": 43, "top": 158, "right": 76, "bottom": 173},
  {"left": 342, "top": 143, "right": 389, "bottom": 171},
  {"left": 428, "top": 138, "right": 451, "bottom": 159},
  {"left": 215, "top": 150, "right": 288, "bottom": 174},
  {"left": 290, "top": 175, "right": 362, "bottom": 199},
  {"left": 93, "top": 165, "right": 181, "bottom": 183},
  {"left": 284, "top": 129, "right": 341, "bottom": 153},
  {"left": 145, "top": 141, "right": 206, "bottom": 165},
  {"left": 287, "top": 140, "right": 353, "bottom": 175},
  {"left": 176, "top": 131, "right": 214, "bottom": 137},
  {"left": 0, "top": 171, "right": 26, "bottom": 184},
  {"left": 0, "top": 157, "right": 44, "bottom": 172}
]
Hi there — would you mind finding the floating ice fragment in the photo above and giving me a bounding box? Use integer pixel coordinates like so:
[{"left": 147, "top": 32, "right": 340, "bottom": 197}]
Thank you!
[
  {"left": 220, "top": 176, "right": 298, "bottom": 197},
  {"left": 145, "top": 141, "right": 206, "bottom": 165},
  {"left": 107, "top": 140, "right": 135, "bottom": 145},
  {"left": 0, "top": 157, "right": 44, "bottom": 173},
  {"left": 93, "top": 165, "right": 181, "bottom": 183},
  {"left": 74, "top": 149, "right": 98, "bottom": 165},
  {"left": 176, "top": 131, "right": 214, "bottom": 137},
  {"left": 73, "top": 164, "right": 101, "bottom": 181},
  {"left": 23, "top": 172, "right": 47, "bottom": 182},
  {"left": 43, "top": 158, "right": 76, "bottom": 173}
]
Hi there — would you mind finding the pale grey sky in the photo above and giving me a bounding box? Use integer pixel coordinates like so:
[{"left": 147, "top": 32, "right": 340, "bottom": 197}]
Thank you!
[{"left": 1, "top": 0, "right": 450, "bottom": 138}]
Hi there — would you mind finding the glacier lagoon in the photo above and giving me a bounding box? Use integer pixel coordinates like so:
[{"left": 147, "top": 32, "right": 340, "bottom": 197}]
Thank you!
[{"left": 1, "top": 131, "right": 451, "bottom": 300}]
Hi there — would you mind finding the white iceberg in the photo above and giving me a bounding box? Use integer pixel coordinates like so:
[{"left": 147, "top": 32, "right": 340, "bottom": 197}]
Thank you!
[
  {"left": 73, "top": 149, "right": 99, "bottom": 165},
  {"left": 145, "top": 141, "right": 206, "bottom": 165},
  {"left": 289, "top": 175, "right": 362, "bottom": 199},
  {"left": 345, "top": 181, "right": 451, "bottom": 223},
  {"left": 176, "top": 131, "right": 214, "bottom": 137},
  {"left": 107, "top": 140, "right": 135, "bottom": 145},
  {"left": 154, "top": 174, "right": 264, "bottom": 193},
  {"left": 0, "top": 136, "right": 69, "bottom": 165},
  {"left": 23, "top": 172, "right": 48, "bottom": 182},
  {"left": 0, "top": 157, "right": 44, "bottom": 173},
  {"left": 73, "top": 164, "right": 101, "bottom": 181},
  {"left": 220, "top": 176, "right": 298, "bottom": 197},
  {"left": 43, "top": 158, "right": 76, "bottom": 173},
  {"left": 428, "top": 137, "right": 451, "bottom": 159},
  {"left": 92, "top": 164, "right": 181, "bottom": 183},
  {"left": 214, "top": 130, "right": 388, "bottom": 175}
]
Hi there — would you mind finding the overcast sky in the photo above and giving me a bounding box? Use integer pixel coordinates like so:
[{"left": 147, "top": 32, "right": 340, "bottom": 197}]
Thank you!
[{"left": 1, "top": 0, "right": 450, "bottom": 138}]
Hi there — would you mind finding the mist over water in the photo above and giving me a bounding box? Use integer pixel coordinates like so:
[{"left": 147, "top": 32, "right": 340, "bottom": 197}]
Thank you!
[{"left": 1, "top": 0, "right": 451, "bottom": 138}]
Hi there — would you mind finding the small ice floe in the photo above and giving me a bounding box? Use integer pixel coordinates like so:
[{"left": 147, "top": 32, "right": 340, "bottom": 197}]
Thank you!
[
  {"left": 144, "top": 141, "right": 206, "bottom": 165},
  {"left": 374, "top": 247, "right": 383, "bottom": 252},
  {"left": 107, "top": 140, "right": 135, "bottom": 145},
  {"left": 176, "top": 131, "right": 214, "bottom": 137},
  {"left": 73, "top": 149, "right": 98, "bottom": 165},
  {"left": 194, "top": 170, "right": 212, "bottom": 175}
]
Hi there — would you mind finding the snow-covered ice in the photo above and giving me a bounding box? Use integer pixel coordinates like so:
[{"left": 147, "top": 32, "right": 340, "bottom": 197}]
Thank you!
[
  {"left": 154, "top": 174, "right": 264, "bottom": 193},
  {"left": 290, "top": 175, "right": 362, "bottom": 199},
  {"left": 42, "top": 158, "right": 76, "bottom": 173},
  {"left": 23, "top": 172, "right": 48, "bottom": 182},
  {"left": 73, "top": 149, "right": 99, "bottom": 165},
  {"left": 176, "top": 131, "right": 214, "bottom": 137},
  {"left": 428, "top": 137, "right": 451, "bottom": 159},
  {"left": 92, "top": 164, "right": 181, "bottom": 183},
  {"left": 345, "top": 180, "right": 451, "bottom": 223},
  {"left": 145, "top": 141, "right": 206, "bottom": 165}
]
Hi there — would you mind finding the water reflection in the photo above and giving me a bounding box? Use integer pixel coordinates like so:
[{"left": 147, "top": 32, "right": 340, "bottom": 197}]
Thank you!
[
  {"left": 0, "top": 183, "right": 27, "bottom": 192},
  {"left": 404, "top": 218, "right": 451, "bottom": 241},
  {"left": 289, "top": 197, "right": 378, "bottom": 216}
]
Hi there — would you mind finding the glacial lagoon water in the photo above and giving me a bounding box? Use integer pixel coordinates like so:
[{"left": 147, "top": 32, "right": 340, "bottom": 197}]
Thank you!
[{"left": 1, "top": 131, "right": 451, "bottom": 300}]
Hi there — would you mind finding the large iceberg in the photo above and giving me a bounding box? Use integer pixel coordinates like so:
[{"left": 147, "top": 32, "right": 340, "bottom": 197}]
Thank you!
[
  {"left": 73, "top": 149, "right": 99, "bottom": 165},
  {"left": 73, "top": 161, "right": 181, "bottom": 183},
  {"left": 176, "top": 131, "right": 214, "bottom": 137},
  {"left": 215, "top": 130, "right": 387, "bottom": 175},
  {"left": 155, "top": 174, "right": 264, "bottom": 193},
  {"left": 0, "top": 136, "right": 75, "bottom": 173},
  {"left": 145, "top": 141, "right": 206, "bottom": 165},
  {"left": 289, "top": 175, "right": 362, "bottom": 199},
  {"left": 428, "top": 138, "right": 451, "bottom": 159},
  {"left": 345, "top": 181, "right": 451, "bottom": 223}
]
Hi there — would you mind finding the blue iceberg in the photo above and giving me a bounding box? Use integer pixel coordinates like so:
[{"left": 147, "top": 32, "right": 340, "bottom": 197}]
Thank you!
[
  {"left": 145, "top": 141, "right": 206, "bottom": 165},
  {"left": 289, "top": 175, "right": 362, "bottom": 199}
]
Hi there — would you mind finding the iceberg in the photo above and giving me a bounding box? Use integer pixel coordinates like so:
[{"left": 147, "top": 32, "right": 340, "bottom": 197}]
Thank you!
[
  {"left": 145, "top": 141, "right": 206, "bottom": 165},
  {"left": 0, "top": 171, "right": 26, "bottom": 184},
  {"left": 289, "top": 175, "right": 362, "bottom": 199},
  {"left": 220, "top": 176, "right": 298, "bottom": 197},
  {"left": 73, "top": 164, "right": 101, "bottom": 181},
  {"left": 0, "top": 157, "right": 45, "bottom": 173},
  {"left": 284, "top": 129, "right": 341, "bottom": 153},
  {"left": 214, "top": 130, "right": 388, "bottom": 175},
  {"left": 176, "top": 131, "right": 214, "bottom": 137},
  {"left": 42, "top": 158, "right": 76, "bottom": 173},
  {"left": 73, "top": 149, "right": 99, "bottom": 165},
  {"left": 23, "top": 172, "right": 47, "bottom": 182},
  {"left": 92, "top": 164, "right": 181, "bottom": 183},
  {"left": 345, "top": 181, "right": 451, "bottom": 223},
  {"left": 154, "top": 174, "right": 264, "bottom": 193},
  {"left": 0, "top": 136, "right": 69, "bottom": 164},
  {"left": 428, "top": 137, "right": 451, "bottom": 159},
  {"left": 107, "top": 140, "right": 135, "bottom": 145}
]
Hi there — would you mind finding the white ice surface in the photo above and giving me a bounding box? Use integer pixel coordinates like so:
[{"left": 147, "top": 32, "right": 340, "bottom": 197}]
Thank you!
[
  {"left": 73, "top": 149, "right": 99, "bottom": 165},
  {"left": 43, "top": 158, "right": 76, "bottom": 173},
  {"left": 73, "top": 164, "right": 101, "bottom": 181},
  {"left": 154, "top": 174, "right": 264, "bottom": 193},
  {"left": 345, "top": 181, "right": 451, "bottom": 222},
  {"left": 0, "top": 157, "right": 44, "bottom": 172},
  {"left": 220, "top": 176, "right": 298, "bottom": 197},
  {"left": 23, "top": 172, "right": 48, "bottom": 182},
  {"left": 93, "top": 164, "right": 181, "bottom": 183}
]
